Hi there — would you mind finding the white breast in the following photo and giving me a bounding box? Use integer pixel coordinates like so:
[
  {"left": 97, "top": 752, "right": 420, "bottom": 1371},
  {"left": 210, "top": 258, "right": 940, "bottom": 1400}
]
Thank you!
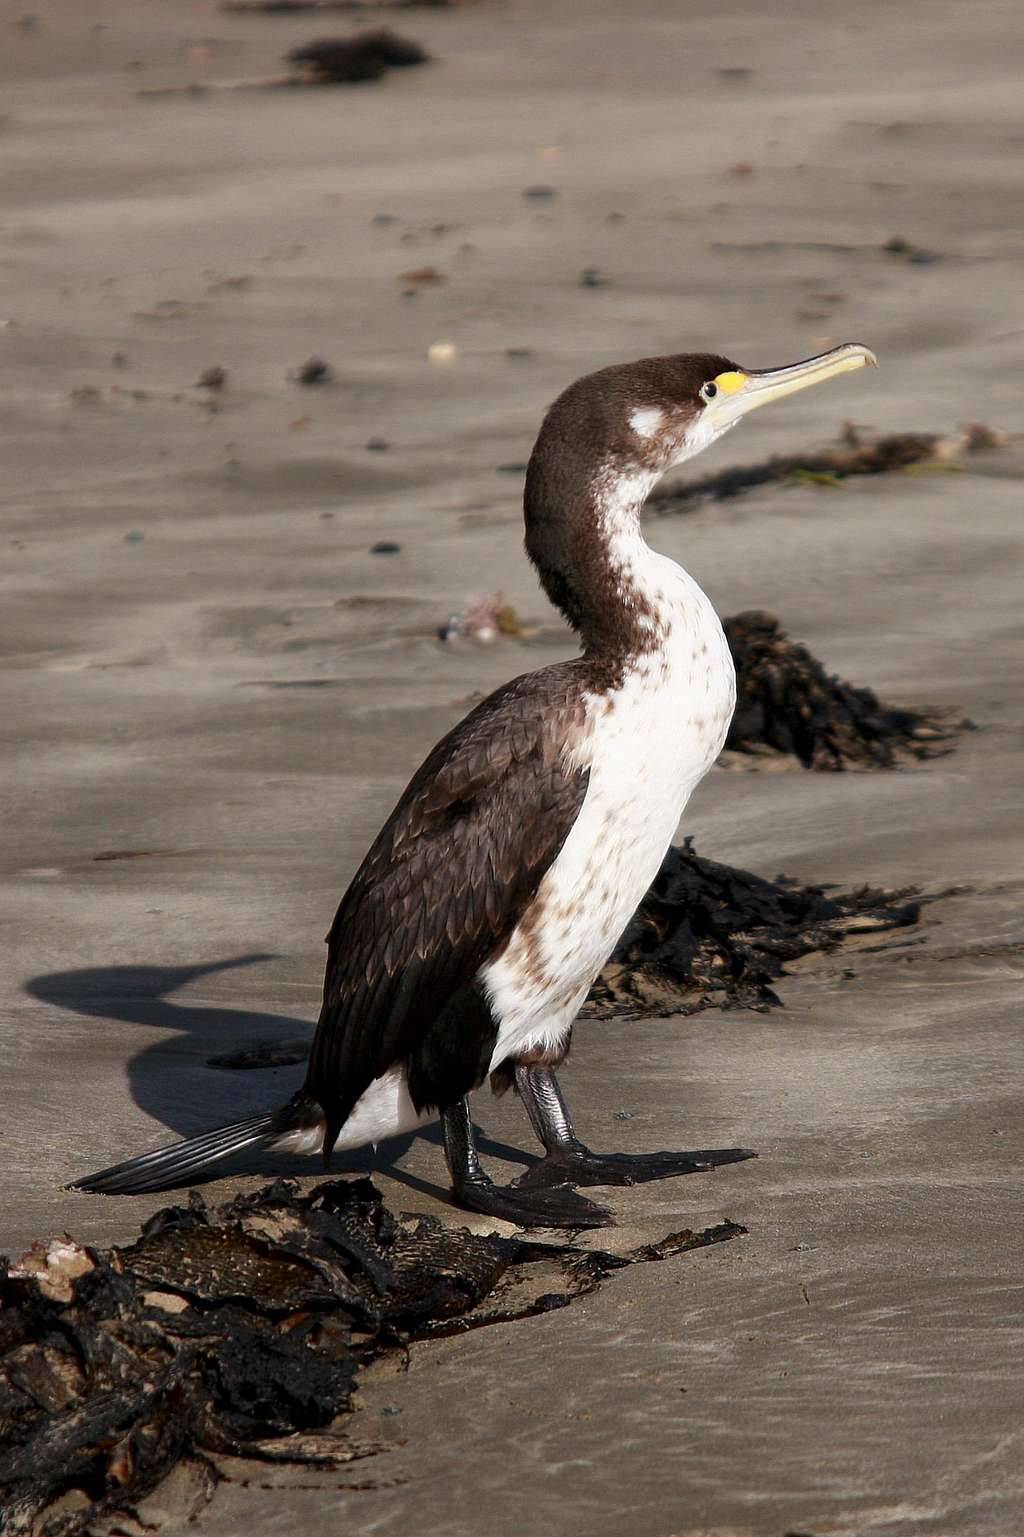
[{"left": 481, "top": 545, "right": 735, "bottom": 1071}]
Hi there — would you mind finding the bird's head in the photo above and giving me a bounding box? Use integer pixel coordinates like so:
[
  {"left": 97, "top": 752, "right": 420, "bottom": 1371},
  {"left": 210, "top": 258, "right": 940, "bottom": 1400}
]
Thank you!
[
  {"left": 524, "top": 341, "right": 876, "bottom": 649},
  {"left": 531, "top": 342, "right": 878, "bottom": 482}
]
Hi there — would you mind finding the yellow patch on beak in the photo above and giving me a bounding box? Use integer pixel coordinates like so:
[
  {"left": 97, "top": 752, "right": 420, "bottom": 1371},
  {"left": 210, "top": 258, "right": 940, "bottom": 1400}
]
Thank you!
[{"left": 713, "top": 370, "right": 749, "bottom": 395}]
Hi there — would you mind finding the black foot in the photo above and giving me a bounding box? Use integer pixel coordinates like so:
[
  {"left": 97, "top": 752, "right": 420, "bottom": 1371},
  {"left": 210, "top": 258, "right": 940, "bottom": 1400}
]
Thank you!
[
  {"left": 453, "top": 1173, "right": 611, "bottom": 1230},
  {"left": 516, "top": 1143, "right": 757, "bottom": 1191}
]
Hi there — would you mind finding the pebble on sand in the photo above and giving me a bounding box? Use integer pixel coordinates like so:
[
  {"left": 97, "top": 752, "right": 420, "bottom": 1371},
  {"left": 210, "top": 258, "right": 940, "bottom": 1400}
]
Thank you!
[
  {"left": 292, "top": 356, "right": 332, "bottom": 385},
  {"left": 399, "top": 265, "right": 446, "bottom": 283}
]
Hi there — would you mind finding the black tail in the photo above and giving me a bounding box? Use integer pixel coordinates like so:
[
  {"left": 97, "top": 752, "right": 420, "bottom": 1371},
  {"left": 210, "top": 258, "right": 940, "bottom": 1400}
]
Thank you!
[{"left": 69, "top": 1104, "right": 296, "bottom": 1195}]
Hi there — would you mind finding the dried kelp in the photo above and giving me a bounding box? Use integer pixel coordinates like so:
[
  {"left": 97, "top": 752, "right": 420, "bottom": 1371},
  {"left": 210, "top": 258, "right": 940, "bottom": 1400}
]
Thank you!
[
  {"left": 202, "top": 844, "right": 923, "bottom": 1059},
  {"left": 138, "top": 29, "right": 429, "bottom": 99},
  {"left": 585, "top": 840, "right": 920, "bottom": 1017},
  {"left": 648, "top": 422, "right": 1005, "bottom": 514},
  {"left": 201, "top": 843, "right": 923, "bottom": 1081},
  {"left": 724, "top": 610, "right": 965, "bottom": 769},
  {"left": 287, "top": 30, "right": 429, "bottom": 83},
  {"left": 0, "top": 1178, "right": 741, "bottom": 1535}
]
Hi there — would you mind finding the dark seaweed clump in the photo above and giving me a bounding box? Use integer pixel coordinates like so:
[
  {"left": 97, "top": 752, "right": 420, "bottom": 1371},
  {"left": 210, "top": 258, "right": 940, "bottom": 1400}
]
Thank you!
[
  {"left": 724, "top": 610, "right": 964, "bottom": 769},
  {"left": 0, "top": 1178, "right": 740, "bottom": 1535},
  {"left": 206, "top": 843, "right": 923, "bottom": 1070},
  {"left": 586, "top": 840, "right": 920, "bottom": 1017},
  {"left": 287, "top": 30, "right": 429, "bottom": 83},
  {"left": 646, "top": 426, "right": 985, "bottom": 513}
]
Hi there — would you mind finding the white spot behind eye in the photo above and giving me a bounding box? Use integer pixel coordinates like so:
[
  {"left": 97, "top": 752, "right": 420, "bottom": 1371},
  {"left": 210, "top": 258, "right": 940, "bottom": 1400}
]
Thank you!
[{"left": 629, "top": 406, "right": 664, "bottom": 440}]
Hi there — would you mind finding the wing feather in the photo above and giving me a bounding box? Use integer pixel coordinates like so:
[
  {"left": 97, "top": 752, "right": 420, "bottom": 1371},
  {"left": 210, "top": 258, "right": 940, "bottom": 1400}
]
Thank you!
[{"left": 303, "top": 662, "right": 590, "bottom": 1142}]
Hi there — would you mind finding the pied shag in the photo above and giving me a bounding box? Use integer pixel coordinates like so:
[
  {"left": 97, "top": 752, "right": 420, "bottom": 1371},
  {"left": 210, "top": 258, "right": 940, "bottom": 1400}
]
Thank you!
[{"left": 73, "top": 342, "right": 876, "bottom": 1226}]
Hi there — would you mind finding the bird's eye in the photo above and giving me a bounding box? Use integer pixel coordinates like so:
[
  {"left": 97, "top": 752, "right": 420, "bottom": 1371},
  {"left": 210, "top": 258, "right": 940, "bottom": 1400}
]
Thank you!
[{"left": 700, "top": 381, "right": 718, "bottom": 403}]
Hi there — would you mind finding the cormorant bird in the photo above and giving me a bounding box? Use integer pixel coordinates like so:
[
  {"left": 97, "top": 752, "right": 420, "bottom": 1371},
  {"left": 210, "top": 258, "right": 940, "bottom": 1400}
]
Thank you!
[{"left": 73, "top": 342, "right": 876, "bottom": 1226}]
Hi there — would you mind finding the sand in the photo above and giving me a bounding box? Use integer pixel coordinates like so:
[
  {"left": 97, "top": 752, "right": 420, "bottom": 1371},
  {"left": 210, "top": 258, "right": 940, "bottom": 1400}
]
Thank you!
[{"left": 1, "top": 0, "right": 1022, "bottom": 1532}]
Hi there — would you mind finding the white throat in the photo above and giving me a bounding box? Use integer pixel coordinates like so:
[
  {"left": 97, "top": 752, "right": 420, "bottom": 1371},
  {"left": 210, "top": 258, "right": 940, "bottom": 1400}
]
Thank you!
[
  {"left": 482, "top": 457, "right": 737, "bottom": 1073},
  {"left": 592, "top": 463, "right": 709, "bottom": 654}
]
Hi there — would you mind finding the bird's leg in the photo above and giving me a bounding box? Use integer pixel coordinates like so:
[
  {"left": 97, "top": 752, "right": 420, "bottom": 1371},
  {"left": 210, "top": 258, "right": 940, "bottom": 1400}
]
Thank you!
[
  {"left": 513, "top": 1066, "right": 756, "bottom": 1189},
  {"left": 440, "top": 1095, "right": 609, "bottom": 1229}
]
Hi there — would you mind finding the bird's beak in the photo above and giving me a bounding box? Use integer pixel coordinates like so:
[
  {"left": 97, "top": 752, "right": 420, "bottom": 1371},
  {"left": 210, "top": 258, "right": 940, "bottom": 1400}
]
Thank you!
[{"left": 709, "top": 342, "right": 878, "bottom": 424}]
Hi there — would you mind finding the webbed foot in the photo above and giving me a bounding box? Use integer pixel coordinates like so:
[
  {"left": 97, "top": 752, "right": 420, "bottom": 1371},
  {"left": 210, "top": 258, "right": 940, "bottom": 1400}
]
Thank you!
[{"left": 452, "top": 1171, "right": 611, "bottom": 1229}]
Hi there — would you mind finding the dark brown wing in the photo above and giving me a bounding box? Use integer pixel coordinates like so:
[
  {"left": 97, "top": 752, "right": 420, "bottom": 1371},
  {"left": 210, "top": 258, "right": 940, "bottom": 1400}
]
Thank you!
[{"left": 303, "top": 662, "right": 590, "bottom": 1144}]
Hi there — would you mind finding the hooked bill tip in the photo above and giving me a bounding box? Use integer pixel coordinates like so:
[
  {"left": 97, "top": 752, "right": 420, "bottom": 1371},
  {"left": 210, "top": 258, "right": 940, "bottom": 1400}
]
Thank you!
[{"left": 828, "top": 341, "right": 878, "bottom": 370}]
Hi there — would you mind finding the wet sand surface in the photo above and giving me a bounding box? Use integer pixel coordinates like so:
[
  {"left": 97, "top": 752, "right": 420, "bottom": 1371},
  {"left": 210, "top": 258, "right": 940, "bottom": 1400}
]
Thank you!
[{"left": 2, "top": 1, "right": 1022, "bottom": 1532}]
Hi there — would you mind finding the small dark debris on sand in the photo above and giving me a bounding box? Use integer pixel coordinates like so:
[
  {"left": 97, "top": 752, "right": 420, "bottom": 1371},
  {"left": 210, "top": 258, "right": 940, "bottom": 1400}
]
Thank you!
[
  {"left": 398, "top": 263, "right": 445, "bottom": 283},
  {"left": 139, "top": 29, "right": 428, "bottom": 97},
  {"left": 724, "top": 610, "right": 966, "bottom": 769},
  {"left": 648, "top": 422, "right": 1005, "bottom": 513},
  {"left": 92, "top": 849, "right": 188, "bottom": 863},
  {"left": 288, "top": 30, "right": 429, "bottom": 84},
  {"left": 292, "top": 355, "right": 332, "bottom": 385},
  {"left": 224, "top": 1, "right": 460, "bottom": 11},
  {"left": 884, "top": 233, "right": 942, "bottom": 265},
  {"left": 208, "top": 1038, "right": 311, "bottom": 1069},
  {"left": 0, "top": 1180, "right": 741, "bottom": 1534},
  {"left": 585, "top": 839, "right": 920, "bottom": 1018},
  {"left": 195, "top": 365, "right": 227, "bottom": 390}
]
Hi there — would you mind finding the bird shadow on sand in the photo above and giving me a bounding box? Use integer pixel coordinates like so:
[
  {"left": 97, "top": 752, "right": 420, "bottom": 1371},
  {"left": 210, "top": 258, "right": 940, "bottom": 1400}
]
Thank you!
[{"left": 26, "top": 953, "right": 533, "bottom": 1205}]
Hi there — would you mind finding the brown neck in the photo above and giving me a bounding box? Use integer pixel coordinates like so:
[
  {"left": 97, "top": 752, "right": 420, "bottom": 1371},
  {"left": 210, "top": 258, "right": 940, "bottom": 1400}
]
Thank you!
[{"left": 524, "top": 436, "right": 661, "bottom": 662}]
